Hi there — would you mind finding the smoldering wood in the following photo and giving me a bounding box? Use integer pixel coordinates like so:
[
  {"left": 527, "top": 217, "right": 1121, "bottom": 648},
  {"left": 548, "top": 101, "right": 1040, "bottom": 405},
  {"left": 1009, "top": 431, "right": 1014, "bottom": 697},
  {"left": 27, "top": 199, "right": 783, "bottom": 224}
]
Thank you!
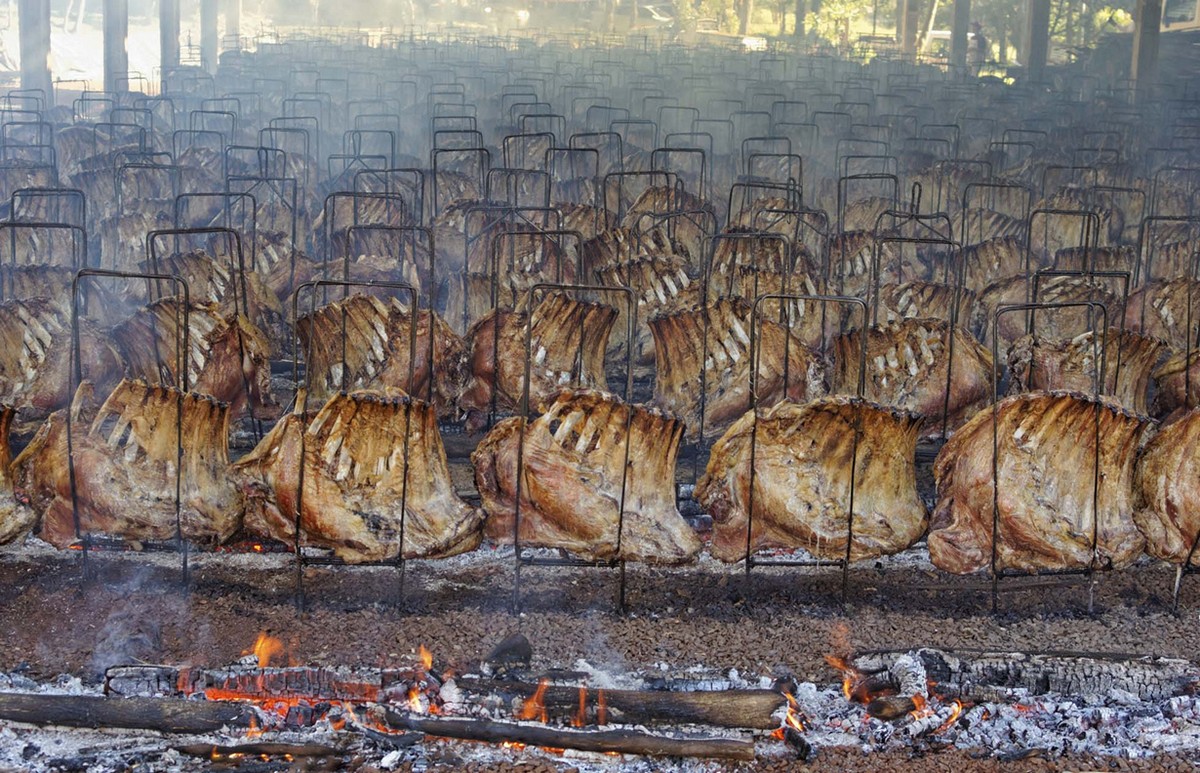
[
  {"left": 453, "top": 677, "right": 784, "bottom": 730},
  {"left": 383, "top": 710, "right": 757, "bottom": 761},
  {"left": 105, "top": 664, "right": 383, "bottom": 702},
  {"left": 853, "top": 648, "right": 1200, "bottom": 703},
  {"left": 175, "top": 742, "right": 344, "bottom": 758},
  {"left": 866, "top": 695, "right": 918, "bottom": 720},
  {"left": 0, "top": 692, "right": 252, "bottom": 733}
]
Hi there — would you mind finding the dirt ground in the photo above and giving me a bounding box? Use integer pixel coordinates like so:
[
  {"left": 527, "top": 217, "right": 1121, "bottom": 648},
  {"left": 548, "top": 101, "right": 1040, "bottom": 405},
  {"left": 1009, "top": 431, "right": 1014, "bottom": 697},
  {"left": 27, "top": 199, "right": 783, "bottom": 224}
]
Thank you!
[{"left": 1, "top": 544, "right": 1197, "bottom": 684}]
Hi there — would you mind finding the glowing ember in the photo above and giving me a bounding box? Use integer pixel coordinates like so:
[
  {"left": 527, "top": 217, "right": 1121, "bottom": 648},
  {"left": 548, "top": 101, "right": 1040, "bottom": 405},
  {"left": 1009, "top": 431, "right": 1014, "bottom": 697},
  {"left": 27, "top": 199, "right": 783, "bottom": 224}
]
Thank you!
[
  {"left": 516, "top": 678, "right": 549, "bottom": 723},
  {"left": 246, "top": 631, "right": 285, "bottom": 668},
  {"left": 772, "top": 691, "right": 807, "bottom": 739},
  {"left": 418, "top": 644, "right": 433, "bottom": 671},
  {"left": 935, "top": 699, "right": 964, "bottom": 734},
  {"left": 907, "top": 693, "right": 932, "bottom": 721},
  {"left": 824, "top": 654, "right": 862, "bottom": 702},
  {"left": 501, "top": 741, "right": 526, "bottom": 750},
  {"left": 572, "top": 685, "right": 587, "bottom": 728},
  {"left": 597, "top": 689, "right": 607, "bottom": 725},
  {"left": 406, "top": 684, "right": 424, "bottom": 714},
  {"left": 245, "top": 715, "right": 263, "bottom": 739}
]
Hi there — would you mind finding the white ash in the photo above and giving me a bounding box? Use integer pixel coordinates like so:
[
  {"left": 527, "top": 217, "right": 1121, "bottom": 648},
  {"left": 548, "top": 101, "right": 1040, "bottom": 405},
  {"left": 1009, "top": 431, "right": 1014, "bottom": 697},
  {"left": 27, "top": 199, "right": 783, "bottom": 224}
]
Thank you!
[{"left": 888, "top": 653, "right": 928, "bottom": 699}]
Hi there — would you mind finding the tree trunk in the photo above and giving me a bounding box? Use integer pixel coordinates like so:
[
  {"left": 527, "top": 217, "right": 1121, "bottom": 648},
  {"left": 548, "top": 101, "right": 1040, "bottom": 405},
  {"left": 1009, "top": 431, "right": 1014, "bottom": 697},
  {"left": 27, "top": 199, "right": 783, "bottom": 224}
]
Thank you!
[
  {"left": 795, "top": 0, "right": 807, "bottom": 36},
  {"left": 740, "top": 0, "right": 756, "bottom": 34}
]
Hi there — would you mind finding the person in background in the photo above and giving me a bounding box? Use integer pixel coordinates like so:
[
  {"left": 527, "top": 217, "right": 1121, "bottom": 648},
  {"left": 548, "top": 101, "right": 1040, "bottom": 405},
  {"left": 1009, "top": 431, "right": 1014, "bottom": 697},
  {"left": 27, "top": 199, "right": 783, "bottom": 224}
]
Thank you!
[{"left": 969, "top": 21, "right": 989, "bottom": 76}]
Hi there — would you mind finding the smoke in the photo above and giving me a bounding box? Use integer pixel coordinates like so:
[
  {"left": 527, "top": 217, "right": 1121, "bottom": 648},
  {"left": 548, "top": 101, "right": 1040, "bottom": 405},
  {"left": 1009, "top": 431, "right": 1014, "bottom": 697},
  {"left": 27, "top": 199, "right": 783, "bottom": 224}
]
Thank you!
[{"left": 85, "top": 565, "right": 165, "bottom": 679}]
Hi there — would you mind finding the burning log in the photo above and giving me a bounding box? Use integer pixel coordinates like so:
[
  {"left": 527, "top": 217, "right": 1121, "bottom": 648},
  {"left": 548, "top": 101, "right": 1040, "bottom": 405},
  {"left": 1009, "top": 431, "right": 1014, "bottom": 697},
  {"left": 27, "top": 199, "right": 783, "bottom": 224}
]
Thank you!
[
  {"left": 0, "top": 692, "right": 252, "bottom": 733},
  {"left": 453, "top": 678, "right": 784, "bottom": 730},
  {"left": 382, "top": 710, "right": 755, "bottom": 761},
  {"left": 852, "top": 648, "right": 1200, "bottom": 704},
  {"left": 174, "top": 742, "right": 346, "bottom": 760}
]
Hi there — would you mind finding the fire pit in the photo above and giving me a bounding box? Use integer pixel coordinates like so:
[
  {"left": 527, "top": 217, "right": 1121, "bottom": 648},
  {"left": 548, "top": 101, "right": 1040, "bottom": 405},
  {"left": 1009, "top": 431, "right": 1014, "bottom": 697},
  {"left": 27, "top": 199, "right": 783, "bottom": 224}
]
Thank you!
[{"left": 0, "top": 545, "right": 1198, "bottom": 771}]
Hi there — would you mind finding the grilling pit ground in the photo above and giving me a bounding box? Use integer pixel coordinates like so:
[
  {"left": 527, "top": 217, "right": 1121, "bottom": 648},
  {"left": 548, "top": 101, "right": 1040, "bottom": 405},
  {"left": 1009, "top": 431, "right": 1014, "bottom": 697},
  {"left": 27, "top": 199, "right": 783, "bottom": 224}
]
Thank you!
[{"left": 1, "top": 542, "right": 1200, "bottom": 771}]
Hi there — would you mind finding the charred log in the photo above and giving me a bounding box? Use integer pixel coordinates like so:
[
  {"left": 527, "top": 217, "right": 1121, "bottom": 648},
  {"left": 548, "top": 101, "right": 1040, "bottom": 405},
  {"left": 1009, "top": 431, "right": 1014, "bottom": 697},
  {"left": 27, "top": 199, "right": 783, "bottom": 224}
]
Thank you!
[{"left": 383, "top": 711, "right": 755, "bottom": 761}]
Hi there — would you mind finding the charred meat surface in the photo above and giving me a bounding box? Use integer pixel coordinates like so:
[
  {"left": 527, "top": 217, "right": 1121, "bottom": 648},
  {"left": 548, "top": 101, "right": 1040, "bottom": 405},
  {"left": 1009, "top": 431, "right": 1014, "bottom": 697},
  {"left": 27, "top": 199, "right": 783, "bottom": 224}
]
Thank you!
[
  {"left": 459, "top": 292, "right": 617, "bottom": 429},
  {"left": 15, "top": 379, "right": 240, "bottom": 548},
  {"left": 472, "top": 389, "right": 700, "bottom": 564},
  {"left": 236, "top": 390, "right": 483, "bottom": 563},
  {"left": 1135, "top": 409, "right": 1200, "bottom": 568},
  {"left": 1007, "top": 329, "right": 1164, "bottom": 415},
  {"left": 113, "top": 299, "right": 277, "bottom": 419},
  {"left": 973, "top": 274, "right": 1120, "bottom": 349},
  {"left": 297, "top": 294, "right": 462, "bottom": 418},
  {"left": 649, "top": 297, "right": 825, "bottom": 439},
  {"left": 695, "top": 397, "right": 926, "bottom": 563},
  {"left": 832, "top": 319, "right": 993, "bottom": 437},
  {"left": 1124, "top": 279, "right": 1200, "bottom": 351},
  {"left": 0, "top": 298, "right": 125, "bottom": 425},
  {"left": 928, "top": 391, "right": 1148, "bottom": 574},
  {"left": 0, "top": 405, "right": 35, "bottom": 544}
]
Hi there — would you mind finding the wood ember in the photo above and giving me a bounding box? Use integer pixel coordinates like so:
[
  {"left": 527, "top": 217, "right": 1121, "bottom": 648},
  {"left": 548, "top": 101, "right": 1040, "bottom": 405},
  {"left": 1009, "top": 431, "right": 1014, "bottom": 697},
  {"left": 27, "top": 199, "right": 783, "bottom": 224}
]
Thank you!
[
  {"left": 0, "top": 692, "right": 252, "bottom": 733},
  {"left": 383, "top": 709, "right": 757, "bottom": 760},
  {"left": 852, "top": 648, "right": 1200, "bottom": 703},
  {"left": 453, "top": 677, "right": 785, "bottom": 729}
]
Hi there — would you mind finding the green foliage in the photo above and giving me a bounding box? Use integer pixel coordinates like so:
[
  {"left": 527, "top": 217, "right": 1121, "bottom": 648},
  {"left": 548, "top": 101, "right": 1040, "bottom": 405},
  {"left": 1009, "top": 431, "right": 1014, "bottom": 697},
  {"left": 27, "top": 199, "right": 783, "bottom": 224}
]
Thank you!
[{"left": 805, "top": 0, "right": 865, "bottom": 43}]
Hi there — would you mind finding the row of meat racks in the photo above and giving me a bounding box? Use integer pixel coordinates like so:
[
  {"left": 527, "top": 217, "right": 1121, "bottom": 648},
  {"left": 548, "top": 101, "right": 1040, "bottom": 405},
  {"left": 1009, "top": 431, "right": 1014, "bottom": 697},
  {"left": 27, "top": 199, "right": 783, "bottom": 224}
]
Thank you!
[{"left": 0, "top": 30, "right": 1195, "bottom": 614}]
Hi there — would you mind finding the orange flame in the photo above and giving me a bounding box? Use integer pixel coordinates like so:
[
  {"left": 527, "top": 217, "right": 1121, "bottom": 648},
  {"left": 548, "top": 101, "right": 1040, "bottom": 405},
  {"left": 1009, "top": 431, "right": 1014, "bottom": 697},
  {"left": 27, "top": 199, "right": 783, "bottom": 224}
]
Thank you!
[
  {"left": 772, "top": 691, "right": 806, "bottom": 739},
  {"left": 597, "top": 689, "right": 607, "bottom": 725},
  {"left": 246, "top": 631, "right": 284, "bottom": 668},
  {"left": 418, "top": 645, "right": 433, "bottom": 671},
  {"left": 501, "top": 741, "right": 526, "bottom": 751},
  {"left": 572, "top": 685, "right": 587, "bottom": 728},
  {"left": 406, "top": 685, "right": 424, "bottom": 714},
  {"left": 824, "top": 654, "right": 860, "bottom": 702},
  {"left": 245, "top": 715, "right": 262, "bottom": 738},
  {"left": 934, "top": 700, "right": 964, "bottom": 734},
  {"left": 516, "top": 679, "right": 549, "bottom": 723},
  {"left": 908, "top": 693, "right": 933, "bottom": 721}
]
